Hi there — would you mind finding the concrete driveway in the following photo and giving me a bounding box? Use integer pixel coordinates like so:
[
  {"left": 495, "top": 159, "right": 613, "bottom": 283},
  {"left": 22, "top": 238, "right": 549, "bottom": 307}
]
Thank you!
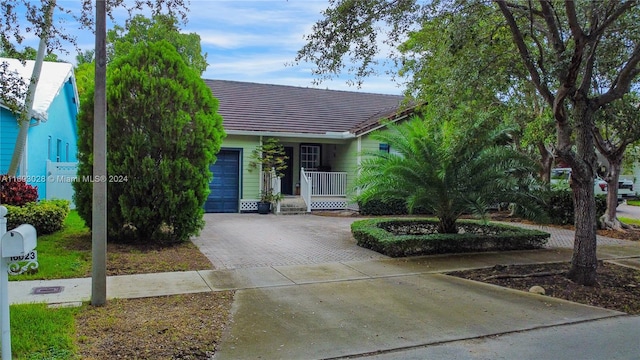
[
  {"left": 193, "top": 213, "right": 633, "bottom": 270},
  {"left": 193, "top": 213, "right": 386, "bottom": 269},
  {"left": 617, "top": 202, "right": 640, "bottom": 219}
]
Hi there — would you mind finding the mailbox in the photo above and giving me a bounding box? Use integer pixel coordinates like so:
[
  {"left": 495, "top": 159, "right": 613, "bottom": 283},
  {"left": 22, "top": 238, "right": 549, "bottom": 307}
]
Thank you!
[{"left": 1, "top": 224, "right": 37, "bottom": 258}]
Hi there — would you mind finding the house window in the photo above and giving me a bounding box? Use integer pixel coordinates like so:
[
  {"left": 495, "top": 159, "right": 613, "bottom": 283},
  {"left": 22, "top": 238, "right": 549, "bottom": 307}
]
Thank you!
[
  {"left": 300, "top": 144, "right": 321, "bottom": 170},
  {"left": 48, "top": 136, "right": 52, "bottom": 161},
  {"left": 56, "top": 139, "right": 62, "bottom": 162},
  {"left": 380, "top": 143, "right": 403, "bottom": 157},
  {"left": 66, "top": 143, "right": 69, "bottom": 162}
]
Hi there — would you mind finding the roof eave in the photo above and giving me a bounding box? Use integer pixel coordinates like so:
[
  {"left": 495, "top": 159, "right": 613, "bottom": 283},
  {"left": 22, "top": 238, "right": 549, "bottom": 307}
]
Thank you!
[{"left": 226, "top": 129, "right": 356, "bottom": 139}]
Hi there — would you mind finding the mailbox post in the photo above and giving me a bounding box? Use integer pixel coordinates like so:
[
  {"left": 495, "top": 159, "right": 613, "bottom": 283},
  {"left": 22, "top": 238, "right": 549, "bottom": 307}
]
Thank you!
[{"left": 0, "top": 206, "right": 37, "bottom": 360}]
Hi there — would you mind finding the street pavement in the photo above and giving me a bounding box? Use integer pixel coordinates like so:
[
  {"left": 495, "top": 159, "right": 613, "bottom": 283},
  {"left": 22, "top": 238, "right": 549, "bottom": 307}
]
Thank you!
[{"left": 9, "top": 213, "right": 640, "bottom": 359}]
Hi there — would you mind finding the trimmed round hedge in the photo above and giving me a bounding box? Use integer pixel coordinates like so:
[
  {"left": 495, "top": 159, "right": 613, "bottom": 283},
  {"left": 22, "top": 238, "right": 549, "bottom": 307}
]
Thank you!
[{"left": 351, "top": 218, "right": 550, "bottom": 257}]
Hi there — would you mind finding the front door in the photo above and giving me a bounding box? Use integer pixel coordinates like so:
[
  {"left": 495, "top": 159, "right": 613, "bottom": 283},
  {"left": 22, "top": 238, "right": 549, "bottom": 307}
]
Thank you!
[{"left": 281, "top": 146, "right": 294, "bottom": 195}]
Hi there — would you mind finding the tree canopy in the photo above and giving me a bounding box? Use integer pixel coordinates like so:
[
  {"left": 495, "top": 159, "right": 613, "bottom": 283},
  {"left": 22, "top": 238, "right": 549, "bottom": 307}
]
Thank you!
[
  {"left": 397, "top": 4, "right": 557, "bottom": 181},
  {"left": 0, "top": 0, "right": 189, "bottom": 59},
  {"left": 73, "top": 13, "right": 208, "bottom": 100},
  {"left": 107, "top": 14, "right": 208, "bottom": 75}
]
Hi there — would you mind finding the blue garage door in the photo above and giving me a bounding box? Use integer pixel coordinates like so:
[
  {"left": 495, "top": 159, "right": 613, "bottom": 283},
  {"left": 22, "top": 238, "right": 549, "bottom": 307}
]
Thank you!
[{"left": 205, "top": 149, "right": 240, "bottom": 213}]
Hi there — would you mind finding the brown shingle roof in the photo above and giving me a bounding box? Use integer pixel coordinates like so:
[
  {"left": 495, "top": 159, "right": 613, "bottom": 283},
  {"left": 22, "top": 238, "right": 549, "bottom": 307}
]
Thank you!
[{"left": 204, "top": 79, "right": 407, "bottom": 136}]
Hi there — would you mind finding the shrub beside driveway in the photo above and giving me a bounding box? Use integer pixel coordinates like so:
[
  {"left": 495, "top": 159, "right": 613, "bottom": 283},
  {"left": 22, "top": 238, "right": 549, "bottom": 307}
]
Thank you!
[{"left": 352, "top": 218, "right": 549, "bottom": 257}]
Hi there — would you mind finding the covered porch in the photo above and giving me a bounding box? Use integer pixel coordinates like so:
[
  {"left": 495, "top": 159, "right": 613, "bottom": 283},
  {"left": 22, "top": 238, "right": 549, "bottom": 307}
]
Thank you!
[
  {"left": 298, "top": 168, "right": 350, "bottom": 211},
  {"left": 269, "top": 168, "right": 351, "bottom": 213}
]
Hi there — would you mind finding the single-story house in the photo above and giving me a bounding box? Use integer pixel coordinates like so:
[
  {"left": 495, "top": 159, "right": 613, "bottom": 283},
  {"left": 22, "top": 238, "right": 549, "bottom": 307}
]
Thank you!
[
  {"left": 0, "top": 58, "right": 79, "bottom": 203},
  {"left": 204, "top": 79, "right": 415, "bottom": 213}
]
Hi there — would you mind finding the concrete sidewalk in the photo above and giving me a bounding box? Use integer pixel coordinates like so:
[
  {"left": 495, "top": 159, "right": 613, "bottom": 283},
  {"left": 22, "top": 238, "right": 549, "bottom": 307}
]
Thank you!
[{"left": 10, "top": 245, "right": 640, "bottom": 306}]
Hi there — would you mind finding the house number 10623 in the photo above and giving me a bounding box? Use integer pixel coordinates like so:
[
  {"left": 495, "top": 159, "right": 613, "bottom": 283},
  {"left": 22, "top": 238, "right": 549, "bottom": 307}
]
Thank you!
[{"left": 9, "top": 251, "right": 36, "bottom": 262}]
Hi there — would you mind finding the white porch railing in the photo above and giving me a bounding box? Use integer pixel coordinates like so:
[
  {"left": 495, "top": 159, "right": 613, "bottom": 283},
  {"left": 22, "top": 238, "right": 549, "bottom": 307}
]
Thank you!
[
  {"left": 305, "top": 170, "right": 347, "bottom": 196},
  {"left": 300, "top": 168, "right": 312, "bottom": 212},
  {"left": 269, "top": 167, "right": 282, "bottom": 214}
]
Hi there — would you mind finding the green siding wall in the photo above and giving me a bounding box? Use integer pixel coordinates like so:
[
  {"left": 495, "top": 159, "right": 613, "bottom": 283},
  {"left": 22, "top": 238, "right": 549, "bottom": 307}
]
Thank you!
[
  {"left": 360, "top": 132, "right": 384, "bottom": 154},
  {"left": 351, "top": 131, "right": 392, "bottom": 199},
  {"left": 332, "top": 140, "right": 359, "bottom": 199}
]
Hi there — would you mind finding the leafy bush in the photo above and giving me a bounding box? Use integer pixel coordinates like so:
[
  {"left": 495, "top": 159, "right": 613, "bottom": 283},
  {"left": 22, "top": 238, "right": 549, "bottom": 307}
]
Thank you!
[
  {"left": 358, "top": 198, "right": 430, "bottom": 216},
  {"left": 537, "top": 190, "right": 607, "bottom": 225},
  {"left": 4, "top": 200, "right": 70, "bottom": 235},
  {"left": 0, "top": 175, "right": 38, "bottom": 206},
  {"left": 358, "top": 198, "right": 408, "bottom": 216},
  {"left": 351, "top": 218, "right": 550, "bottom": 257}
]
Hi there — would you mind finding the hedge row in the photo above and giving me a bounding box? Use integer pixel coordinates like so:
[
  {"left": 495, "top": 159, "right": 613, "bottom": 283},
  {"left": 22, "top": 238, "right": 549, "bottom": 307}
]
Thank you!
[
  {"left": 359, "top": 190, "right": 608, "bottom": 226},
  {"left": 351, "top": 218, "right": 550, "bottom": 258},
  {"left": 358, "top": 199, "right": 430, "bottom": 216},
  {"left": 4, "top": 199, "right": 70, "bottom": 235},
  {"left": 544, "top": 191, "right": 607, "bottom": 225}
]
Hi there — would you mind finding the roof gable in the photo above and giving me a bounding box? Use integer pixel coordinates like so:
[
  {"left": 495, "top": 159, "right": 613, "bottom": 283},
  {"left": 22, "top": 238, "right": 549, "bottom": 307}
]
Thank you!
[
  {"left": 0, "top": 57, "right": 77, "bottom": 122},
  {"left": 205, "top": 80, "right": 407, "bottom": 136}
]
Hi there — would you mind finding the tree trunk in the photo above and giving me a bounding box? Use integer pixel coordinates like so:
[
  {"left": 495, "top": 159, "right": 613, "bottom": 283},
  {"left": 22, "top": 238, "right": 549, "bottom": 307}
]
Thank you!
[
  {"left": 7, "top": 1, "right": 55, "bottom": 176},
  {"left": 565, "top": 101, "right": 598, "bottom": 286},
  {"left": 599, "top": 158, "right": 625, "bottom": 230},
  {"left": 437, "top": 216, "right": 457, "bottom": 234},
  {"left": 537, "top": 141, "right": 554, "bottom": 184}
]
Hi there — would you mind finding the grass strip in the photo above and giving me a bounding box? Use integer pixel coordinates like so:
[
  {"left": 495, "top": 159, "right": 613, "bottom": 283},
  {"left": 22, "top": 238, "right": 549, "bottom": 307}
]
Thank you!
[
  {"left": 11, "top": 303, "right": 79, "bottom": 359},
  {"left": 11, "top": 211, "right": 91, "bottom": 281}
]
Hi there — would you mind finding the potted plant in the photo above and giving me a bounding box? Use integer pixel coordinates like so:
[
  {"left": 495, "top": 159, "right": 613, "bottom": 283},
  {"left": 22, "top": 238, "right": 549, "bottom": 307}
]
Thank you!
[
  {"left": 257, "top": 189, "right": 284, "bottom": 214},
  {"left": 249, "top": 138, "right": 288, "bottom": 214}
]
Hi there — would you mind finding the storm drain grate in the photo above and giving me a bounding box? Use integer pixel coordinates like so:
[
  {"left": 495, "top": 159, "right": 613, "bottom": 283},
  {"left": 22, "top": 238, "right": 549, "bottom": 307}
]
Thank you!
[{"left": 32, "top": 286, "right": 64, "bottom": 295}]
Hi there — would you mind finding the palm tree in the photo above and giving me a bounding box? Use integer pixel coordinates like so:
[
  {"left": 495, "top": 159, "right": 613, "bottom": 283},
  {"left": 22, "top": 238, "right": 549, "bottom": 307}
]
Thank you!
[{"left": 355, "top": 115, "right": 543, "bottom": 234}]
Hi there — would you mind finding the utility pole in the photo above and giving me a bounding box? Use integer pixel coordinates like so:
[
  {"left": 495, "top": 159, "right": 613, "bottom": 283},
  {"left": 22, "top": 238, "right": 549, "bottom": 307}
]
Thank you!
[{"left": 91, "top": 0, "right": 107, "bottom": 306}]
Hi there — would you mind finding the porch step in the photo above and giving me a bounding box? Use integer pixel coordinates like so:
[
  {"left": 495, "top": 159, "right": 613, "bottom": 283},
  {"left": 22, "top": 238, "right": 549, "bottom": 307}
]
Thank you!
[
  {"left": 278, "top": 207, "right": 309, "bottom": 215},
  {"left": 278, "top": 197, "right": 309, "bottom": 215}
]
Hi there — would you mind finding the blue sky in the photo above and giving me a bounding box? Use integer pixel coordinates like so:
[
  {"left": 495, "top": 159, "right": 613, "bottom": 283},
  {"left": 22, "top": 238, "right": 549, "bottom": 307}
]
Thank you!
[{"left": 25, "top": 1, "right": 404, "bottom": 95}]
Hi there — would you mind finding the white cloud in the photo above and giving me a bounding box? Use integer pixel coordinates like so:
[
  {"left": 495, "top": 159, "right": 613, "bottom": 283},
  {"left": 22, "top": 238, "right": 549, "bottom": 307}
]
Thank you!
[
  {"left": 198, "top": 30, "right": 304, "bottom": 50},
  {"left": 12, "top": 0, "right": 405, "bottom": 95},
  {"left": 206, "top": 54, "right": 292, "bottom": 76},
  {"left": 185, "top": 1, "right": 326, "bottom": 27}
]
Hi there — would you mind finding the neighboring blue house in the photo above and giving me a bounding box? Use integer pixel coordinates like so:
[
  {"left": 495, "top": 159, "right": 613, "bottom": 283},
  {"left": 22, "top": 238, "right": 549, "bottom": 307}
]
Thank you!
[{"left": 0, "top": 58, "right": 79, "bottom": 203}]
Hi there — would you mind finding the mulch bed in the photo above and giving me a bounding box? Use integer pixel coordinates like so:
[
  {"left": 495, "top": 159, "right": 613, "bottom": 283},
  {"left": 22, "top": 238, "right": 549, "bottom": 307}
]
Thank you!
[{"left": 449, "top": 261, "right": 640, "bottom": 314}]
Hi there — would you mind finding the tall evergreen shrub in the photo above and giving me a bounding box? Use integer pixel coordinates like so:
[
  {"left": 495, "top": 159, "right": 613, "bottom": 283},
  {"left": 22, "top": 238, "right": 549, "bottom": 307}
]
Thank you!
[{"left": 74, "top": 40, "right": 225, "bottom": 242}]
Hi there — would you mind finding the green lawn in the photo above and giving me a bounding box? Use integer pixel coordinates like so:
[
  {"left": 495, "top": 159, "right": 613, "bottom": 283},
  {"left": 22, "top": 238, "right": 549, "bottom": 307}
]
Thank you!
[
  {"left": 620, "top": 217, "right": 640, "bottom": 226},
  {"left": 11, "top": 303, "right": 79, "bottom": 359},
  {"left": 11, "top": 211, "right": 91, "bottom": 281},
  {"left": 618, "top": 199, "right": 640, "bottom": 226},
  {"left": 6, "top": 212, "right": 88, "bottom": 358}
]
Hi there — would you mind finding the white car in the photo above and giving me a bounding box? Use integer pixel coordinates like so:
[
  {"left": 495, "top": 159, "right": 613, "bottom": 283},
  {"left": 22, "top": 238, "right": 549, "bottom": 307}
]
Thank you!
[
  {"left": 592, "top": 176, "right": 634, "bottom": 199},
  {"left": 551, "top": 168, "right": 634, "bottom": 199}
]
